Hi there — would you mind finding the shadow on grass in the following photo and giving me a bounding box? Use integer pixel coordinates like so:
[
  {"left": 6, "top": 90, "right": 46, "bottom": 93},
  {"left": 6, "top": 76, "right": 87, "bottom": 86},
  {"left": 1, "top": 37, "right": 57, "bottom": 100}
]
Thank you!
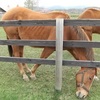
[{"left": 52, "top": 90, "right": 62, "bottom": 100}]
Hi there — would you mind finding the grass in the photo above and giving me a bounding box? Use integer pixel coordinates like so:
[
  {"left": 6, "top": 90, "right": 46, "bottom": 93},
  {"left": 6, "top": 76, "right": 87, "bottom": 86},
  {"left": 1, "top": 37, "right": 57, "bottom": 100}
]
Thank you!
[
  {"left": 70, "top": 13, "right": 79, "bottom": 19},
  {"left": 0, "top": 26, "right": 100, "bottom": 100}
]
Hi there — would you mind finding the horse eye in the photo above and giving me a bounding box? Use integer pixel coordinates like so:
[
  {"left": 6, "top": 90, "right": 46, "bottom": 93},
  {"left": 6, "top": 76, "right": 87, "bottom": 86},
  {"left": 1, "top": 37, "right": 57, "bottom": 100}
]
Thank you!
[{"left": 89, "top": 77, "right": 92, "bottom": 80}]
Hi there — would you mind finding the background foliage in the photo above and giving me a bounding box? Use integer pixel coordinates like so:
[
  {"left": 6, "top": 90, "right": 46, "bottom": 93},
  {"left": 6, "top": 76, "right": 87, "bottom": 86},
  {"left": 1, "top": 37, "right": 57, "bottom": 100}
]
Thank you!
[{"left": 24, "top": 0, "right": 39, "bottom": 10}]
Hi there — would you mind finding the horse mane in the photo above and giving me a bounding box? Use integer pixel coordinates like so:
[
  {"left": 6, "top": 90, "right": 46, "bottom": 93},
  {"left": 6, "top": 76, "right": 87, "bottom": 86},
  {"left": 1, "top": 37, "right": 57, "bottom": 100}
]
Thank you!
[
  {"left": 72, "top": 26, "right": 94, "bottom": 61},
  {"left": 72, "top": 26, "right": 89, "bottom": 40}
]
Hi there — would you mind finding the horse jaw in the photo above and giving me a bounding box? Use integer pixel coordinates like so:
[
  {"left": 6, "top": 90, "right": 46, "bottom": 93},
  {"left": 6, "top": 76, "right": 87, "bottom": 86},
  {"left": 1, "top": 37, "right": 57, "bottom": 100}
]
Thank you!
[{"left": 76, "top": 89, "right": 88, "bottom": 99}]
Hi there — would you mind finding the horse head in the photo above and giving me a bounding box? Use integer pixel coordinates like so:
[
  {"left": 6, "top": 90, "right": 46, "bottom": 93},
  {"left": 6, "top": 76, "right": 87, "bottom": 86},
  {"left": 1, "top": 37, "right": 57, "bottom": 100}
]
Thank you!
[
  {"left": 76, "top": 68, "right": 96, "bottom": 98},
  {"left": 70, "top": 26, "right": 97, "bottom": 98}
]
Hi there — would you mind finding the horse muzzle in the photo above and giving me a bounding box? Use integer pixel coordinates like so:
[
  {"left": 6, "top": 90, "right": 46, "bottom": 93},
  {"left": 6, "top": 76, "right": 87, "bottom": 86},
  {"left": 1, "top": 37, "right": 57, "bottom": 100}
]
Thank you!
[{"left": 76, "top": 88, "right": 88, "bottom": 99}]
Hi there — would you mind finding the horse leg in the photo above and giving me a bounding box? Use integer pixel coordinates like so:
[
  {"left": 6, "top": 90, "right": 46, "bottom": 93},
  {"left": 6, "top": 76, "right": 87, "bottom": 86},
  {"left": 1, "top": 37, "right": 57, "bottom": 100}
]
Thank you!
[
  {"left": 8, "top": 43, "right": 31, "bottom": 73},
  {"left": 30, "top": 47, "right": 55, "bottom": 79},
  {"left": 12, "top": 45, "right": 30, "bottom": 81},
  {"left": 16, "top": 45, "right": 31, "bottom": 76},
  {"left": 22, "top": 63, "right": 31, "bottom": 73},
  {"left": 19, "top": 48, "right": 31, "bottom": 73}
]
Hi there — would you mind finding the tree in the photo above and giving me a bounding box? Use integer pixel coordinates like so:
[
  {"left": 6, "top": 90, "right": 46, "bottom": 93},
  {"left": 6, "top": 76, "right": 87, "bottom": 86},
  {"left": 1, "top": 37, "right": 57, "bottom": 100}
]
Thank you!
[{"left": 24, "top": 0, "right": 39, "bottom": 10}]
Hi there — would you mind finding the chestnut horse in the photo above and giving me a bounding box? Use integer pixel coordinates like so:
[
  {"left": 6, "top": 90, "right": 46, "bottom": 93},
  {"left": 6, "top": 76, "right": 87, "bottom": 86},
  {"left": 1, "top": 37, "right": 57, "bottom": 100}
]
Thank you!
[
  {"left": 79, "top": 8, "right": 100, "bottom": 73},
  {"left": 79, "top": 8, "right": 100, "bottom": 40},
  {"left": 1, "top": 7, "right": 97, "bottom": 98}
]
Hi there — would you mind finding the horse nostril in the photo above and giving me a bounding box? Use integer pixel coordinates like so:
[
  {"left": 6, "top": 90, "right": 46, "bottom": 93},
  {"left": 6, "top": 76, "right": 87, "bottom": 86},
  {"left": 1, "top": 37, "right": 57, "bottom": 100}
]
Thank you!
[
  {"left": 78, "top": 92, "right": 81, "bottom": 97},
  {"left": 89, "top": 77, "right": 92, "bottom": 80},
  {"left": 82, "top": 95, "right": 86, "bottom": 98}
]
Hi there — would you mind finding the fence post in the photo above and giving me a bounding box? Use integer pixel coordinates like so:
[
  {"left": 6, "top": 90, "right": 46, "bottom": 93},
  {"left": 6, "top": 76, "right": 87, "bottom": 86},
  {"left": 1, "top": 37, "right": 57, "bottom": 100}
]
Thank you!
[{"left": 55, "top": 18, "right": 64, "bottom": 90}]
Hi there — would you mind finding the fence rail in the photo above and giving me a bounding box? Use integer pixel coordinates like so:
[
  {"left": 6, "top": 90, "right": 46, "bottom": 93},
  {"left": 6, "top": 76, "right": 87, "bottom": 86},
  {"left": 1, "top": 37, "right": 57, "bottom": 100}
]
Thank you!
[
  {"left": 1, "top": 19, "right": 100, "bottom": 26},
  {"left": 0, "top": 40, "right": 100, "bottom": 48},
  {"left": 1, "top": 56, "right": 100, "bottom": 67}
]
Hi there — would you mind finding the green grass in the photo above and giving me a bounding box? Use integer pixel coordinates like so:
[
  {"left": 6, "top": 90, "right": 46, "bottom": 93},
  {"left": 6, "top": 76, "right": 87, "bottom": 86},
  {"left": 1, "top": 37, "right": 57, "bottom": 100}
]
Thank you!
[
  {"left": 70, "top": 13, "right": 79, "bottom": 19},
  {"left": 0, "top": 26, "right": 100, "bottom": 100}
]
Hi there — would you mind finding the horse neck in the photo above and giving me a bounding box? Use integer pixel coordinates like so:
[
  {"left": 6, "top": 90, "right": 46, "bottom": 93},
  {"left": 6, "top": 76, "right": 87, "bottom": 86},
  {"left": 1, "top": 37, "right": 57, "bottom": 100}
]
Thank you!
[
  {"left": 70, "top": 26, "right": 89, "bottom": 40},
  {"left": 69, "top": 26, "right": 94, "bottom": 61}
]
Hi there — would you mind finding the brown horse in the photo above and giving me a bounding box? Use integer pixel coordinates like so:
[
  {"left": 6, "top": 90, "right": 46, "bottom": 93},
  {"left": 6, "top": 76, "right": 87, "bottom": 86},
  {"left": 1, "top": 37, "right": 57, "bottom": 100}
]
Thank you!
[
  {"left": 1, "top": 7, "right": 97, "bottom": 98},
  {"left": 79, "top": 8, "right": 100, "bottom": 73},
  {"left": 78, "top": 8, "right": 100, "bottom": 40}
]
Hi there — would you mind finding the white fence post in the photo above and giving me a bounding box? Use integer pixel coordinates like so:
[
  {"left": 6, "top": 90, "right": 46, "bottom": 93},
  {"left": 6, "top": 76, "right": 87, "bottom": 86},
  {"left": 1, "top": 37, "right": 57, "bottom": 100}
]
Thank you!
[{"left": 55, "top": 19, "right": 64, "bottom": 90}]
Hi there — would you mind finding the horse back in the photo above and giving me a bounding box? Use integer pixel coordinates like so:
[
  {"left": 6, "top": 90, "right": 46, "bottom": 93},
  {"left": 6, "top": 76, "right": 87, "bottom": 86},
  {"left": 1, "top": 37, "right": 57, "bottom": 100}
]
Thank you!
[
  {"left": 79, "top": 8, "right": 100, "bottom": 19},
  {"left": 1, "top": 7, "right": 70, "bottom": 41},
  {"left": 79, "top": 8, "right": 100, "bottom": 34}
]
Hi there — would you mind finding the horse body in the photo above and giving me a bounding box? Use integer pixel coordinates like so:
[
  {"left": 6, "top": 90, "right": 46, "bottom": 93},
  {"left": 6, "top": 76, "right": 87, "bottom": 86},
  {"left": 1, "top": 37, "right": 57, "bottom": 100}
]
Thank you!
[
  {"left": 79, "top": 8, "right": 100, "bottom": 40},
  {"left": 79, "top": 8, "right": 100, "bottom": 75},
  {"left": 2, "top": 7, "right": 96, "bottom": 98}
]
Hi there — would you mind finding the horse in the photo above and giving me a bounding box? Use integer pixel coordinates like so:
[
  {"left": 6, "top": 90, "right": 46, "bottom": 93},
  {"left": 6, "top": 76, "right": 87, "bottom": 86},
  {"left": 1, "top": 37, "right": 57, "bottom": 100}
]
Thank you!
[
  {"left": 1, "top": 7, "right": 97, "bottom": 98},
  {"left": 78, "top": 8, "right": 100, "bottom": 40},
  {"left": 79, "top": 8, "right": 100, "bottom": 73}
]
